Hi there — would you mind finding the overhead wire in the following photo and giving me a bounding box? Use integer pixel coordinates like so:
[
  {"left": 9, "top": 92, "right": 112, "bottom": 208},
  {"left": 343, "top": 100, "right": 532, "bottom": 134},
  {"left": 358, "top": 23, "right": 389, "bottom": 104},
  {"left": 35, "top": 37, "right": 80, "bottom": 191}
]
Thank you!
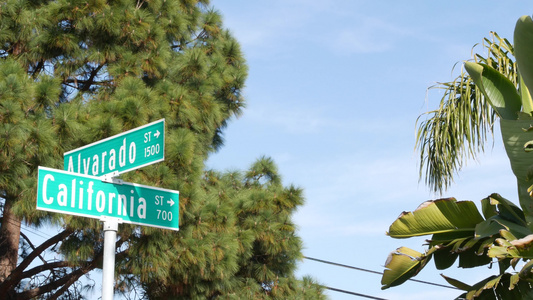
[
  {"left": 304, "top": 256, "right": 459, "bottom": 290},
  {"left": 1, "top": 217, "right": 55, "bottom": 240},
  {"left": 3, "top": 213, "right": 458, "bottom": 298},
  {"left": 321, "top": 285, "right": 388, "bottom": 300},
  {"left": 21, "top": 225, "right": 54, "bottom": 240},
  {"left": 9, "top": 220, "right": 391, "bottom": 299},
  {"left": 5, "top": 221, "right": 391, "bottom": 299}
]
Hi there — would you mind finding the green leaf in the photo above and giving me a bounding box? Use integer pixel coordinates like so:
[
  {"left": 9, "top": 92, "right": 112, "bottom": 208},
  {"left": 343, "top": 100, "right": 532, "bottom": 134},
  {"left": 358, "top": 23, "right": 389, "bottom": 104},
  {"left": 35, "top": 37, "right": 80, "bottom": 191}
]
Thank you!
[
  {"left": 481, "top": 197, "right": 497, "bottom": 220},
  {"left": 509, "top": 273, "right": 520, "bottom": 290},
  {"left": 464, "top": 61, "right": 521, "bottom": 120},
  {"left": 441, "top": 274, "right": 472, "bottom": 291},
  {"left": 494, "top": 217, "right": 532, "bottom": 238},
  {"left": 499, "top": 259, "right": 512, "bottom": 275},
  {"left": 476, "top": 214, "right": 530, "bottom": 241},
  {"left": 457, "top": 243, "right": 492, "bottom": 268},
  {"left": 480, "top": 276, "right": 503, "bottom": 294},
  {"left": 519, "top": 74, "right": 533, "bottom": 115},
  {"left": 477, "top": 238, "right": 496, "bottom": 255},
  {"left": 387, "top": 198, "right": 484, "bottom": 238},
  {"left": 519, "top": 259, "right": 533, "bottom": 280},
  {"left": 433, "top": 247, "right": 459, "bottom": 270},
  {"left": 430, "top": 230, "right": 473, "bottom": 246},
  {"left": 456, "top": 273, "right": 533, "bottom": 300},
  {"left": 496, "top": 122, "right": 533, "bottom": 222},
  {"left": 515, "top": 15, "right": 533, "bottom": 111},
  {"left": 488, "top": 193, "right": 527, "bottom": 227},
  {"left": 499, "top": 229, "right": 518, "bottom": 241},
  {"left": 476, "top": 219, "right": 505, "bottom": 238},
  {"left": 487, "top": 235, "right": 533, "bottom": 259},
  {"left": 488, "top": 238, "right": 521, "bottom": 259},
  {"left": 381, "top": 247, "right": 431, "bottom": 289}
]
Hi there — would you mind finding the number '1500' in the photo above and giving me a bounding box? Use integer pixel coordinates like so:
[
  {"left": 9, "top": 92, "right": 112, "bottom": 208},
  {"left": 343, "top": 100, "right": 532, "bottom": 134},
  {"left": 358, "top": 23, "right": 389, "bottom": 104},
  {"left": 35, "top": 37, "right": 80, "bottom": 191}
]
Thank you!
[{"left": 144, "top": 144, "right": 160, "bottom": 158}]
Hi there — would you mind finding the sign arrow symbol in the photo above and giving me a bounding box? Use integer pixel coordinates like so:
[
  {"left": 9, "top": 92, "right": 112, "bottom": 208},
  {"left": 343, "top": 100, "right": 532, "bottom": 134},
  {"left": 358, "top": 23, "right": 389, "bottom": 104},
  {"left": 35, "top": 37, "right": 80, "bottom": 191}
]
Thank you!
[
  {"left": 167, "top": 198, "right": 175, "bottom": 207},
  {"left": 154, "top": 130, "right": 161, "bottom": 139}
]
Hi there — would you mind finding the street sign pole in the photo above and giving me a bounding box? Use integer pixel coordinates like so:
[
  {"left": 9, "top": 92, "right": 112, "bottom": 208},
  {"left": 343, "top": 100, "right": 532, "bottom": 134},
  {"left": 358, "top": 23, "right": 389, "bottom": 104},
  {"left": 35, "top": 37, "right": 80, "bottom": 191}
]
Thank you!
[{"left": 101, "top": 217, "right": 120, "bottom": 300}]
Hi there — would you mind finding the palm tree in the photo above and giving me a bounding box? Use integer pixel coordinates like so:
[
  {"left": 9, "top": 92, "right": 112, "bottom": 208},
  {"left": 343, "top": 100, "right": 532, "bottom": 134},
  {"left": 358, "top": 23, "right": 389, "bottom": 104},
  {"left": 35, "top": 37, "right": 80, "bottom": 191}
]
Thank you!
[
  {"left": 418, "top": 16, "right": 533, "bottom": 224},
  {"left": 382, "top": 15, "right": 533, "bottom": 298}
]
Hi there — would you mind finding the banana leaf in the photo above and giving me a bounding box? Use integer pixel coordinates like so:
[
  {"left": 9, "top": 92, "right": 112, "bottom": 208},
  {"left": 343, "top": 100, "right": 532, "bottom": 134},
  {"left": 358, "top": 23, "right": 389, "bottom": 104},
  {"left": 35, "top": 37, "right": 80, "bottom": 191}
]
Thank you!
[
  {"left": 484, "top": 194, "right": 527, "bottom": 226},
  {"left": 515, "top": 15, "right": 533, "bottom": 113},
  {"left": 387, "top": 198, "right": 484, "bottom": 238},
  {"left": 381, "top": 246, "right": 433, "bottom": 289},
  {"left": 500, "top": 119, "right": 533, "bottom": 227},
  {"left": 464, "top": 61, "right": 522, "bottom": 120},
  {"left": 450, "top": 273, "right": 533, "bottom": 300}
]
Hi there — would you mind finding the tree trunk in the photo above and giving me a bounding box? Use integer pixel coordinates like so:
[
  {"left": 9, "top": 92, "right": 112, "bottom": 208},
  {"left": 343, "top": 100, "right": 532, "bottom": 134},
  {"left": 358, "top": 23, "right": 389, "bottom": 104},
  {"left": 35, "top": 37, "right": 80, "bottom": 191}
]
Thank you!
[{"left": 0, "top": 198, "right": 21, "bottom": 285}]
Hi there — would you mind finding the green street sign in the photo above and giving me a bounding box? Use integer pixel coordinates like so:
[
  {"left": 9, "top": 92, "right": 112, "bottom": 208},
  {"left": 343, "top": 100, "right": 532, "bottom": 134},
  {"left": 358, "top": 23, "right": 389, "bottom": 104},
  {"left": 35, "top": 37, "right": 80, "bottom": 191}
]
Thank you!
[
  {"left": 37, "top": 166, "right": 179, "bottom": 231},
  {"left": 64, "top": 119, "right": 165, "bottom": 176}
]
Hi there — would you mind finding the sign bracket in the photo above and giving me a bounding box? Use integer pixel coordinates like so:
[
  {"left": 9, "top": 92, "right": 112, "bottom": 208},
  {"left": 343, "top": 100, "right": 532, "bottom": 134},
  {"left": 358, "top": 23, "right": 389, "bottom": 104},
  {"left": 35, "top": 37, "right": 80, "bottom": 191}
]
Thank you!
[{"left": 101, "top": 171, "right": 123, "bottom": 185}]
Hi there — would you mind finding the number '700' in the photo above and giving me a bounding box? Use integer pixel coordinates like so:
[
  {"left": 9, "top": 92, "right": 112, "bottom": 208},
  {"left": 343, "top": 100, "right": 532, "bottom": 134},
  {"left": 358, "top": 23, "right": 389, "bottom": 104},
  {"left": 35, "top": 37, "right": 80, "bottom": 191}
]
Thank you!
[{"left": 157, "top": 209, "right": 172, "bottom": 221}]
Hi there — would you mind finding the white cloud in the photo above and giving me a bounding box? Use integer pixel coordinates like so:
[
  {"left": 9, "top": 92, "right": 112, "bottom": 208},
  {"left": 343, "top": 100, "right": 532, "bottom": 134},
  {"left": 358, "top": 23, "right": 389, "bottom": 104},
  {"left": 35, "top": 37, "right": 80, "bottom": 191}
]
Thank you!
[
  {"left": 244, "top": 100, "right": 414, "bottom": 136},
  {"left": 295, "top": 153, "right": 421, "bottom": 203},
  {"left": 331, "top": 17, "right": 410, "bottom": 54},
  {"left": 291, "top": 153, "right": 420, "bottom": 239},
  {"left": 217, "top": 0, "right": 416, "bottom": 59},
  {"left": 245, "top": 103, "right": 327, "bottom": 134},
  {"left": 292, "top": 142, "right": 518, "bottom": 245},
  {"left": 217, "top": 1, "right": 315, "bottom": 59}
]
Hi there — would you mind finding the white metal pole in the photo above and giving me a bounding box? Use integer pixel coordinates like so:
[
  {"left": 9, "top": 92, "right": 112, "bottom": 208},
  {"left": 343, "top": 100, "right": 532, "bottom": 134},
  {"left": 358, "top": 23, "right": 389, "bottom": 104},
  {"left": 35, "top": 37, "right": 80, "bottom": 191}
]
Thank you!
[{"left": 102, "top": 218, "right": 119, "bottom": 300}]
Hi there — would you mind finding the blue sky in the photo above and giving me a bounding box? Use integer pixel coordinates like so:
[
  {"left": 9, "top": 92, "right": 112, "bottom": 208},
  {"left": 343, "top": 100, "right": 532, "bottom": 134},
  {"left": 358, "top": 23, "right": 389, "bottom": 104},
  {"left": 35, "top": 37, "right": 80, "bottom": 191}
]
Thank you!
[{"left": 207, "top": 1, "right": 533, "bottom": 299}]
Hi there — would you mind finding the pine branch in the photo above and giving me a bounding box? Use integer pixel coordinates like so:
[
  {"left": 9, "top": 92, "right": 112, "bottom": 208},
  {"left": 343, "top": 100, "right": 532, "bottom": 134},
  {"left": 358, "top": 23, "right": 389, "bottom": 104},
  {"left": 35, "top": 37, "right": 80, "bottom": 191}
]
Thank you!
[
  {"left": 19, "top": 231, "right": 47, "bottom": 265},
  {"left": 19, "top": 230, "right": 69, "bottom": 288},
  {"left": 83, "top": 64, "right": 105, "bottom": 92},
  {"left": 47, "top": 260, "right": 98, "bottom": 300},
  {"left": 15, "top": 228, "right": 73, "bottom": 276},
  {"left": 48, "top": 280, "right": 78, "bottom": 300},
  {"left": 61, "top": 63, "right": 107, "bottom": 92},
  {"left": 63, "top": 78, "right": 113, "bottom": 89},
  {"left": 17, "top": 247, "right": 104, "bottom": 299},
  {"left": 30, "top": 60, "right": 45, "bottom": 78},
  {"left": 19, "top": 261, "right": 72, "bottom": 280},
  {"left": 16, "top": 238, "right": 129, "bottom": 299},
  {"left": 171, "top": 42, "right": 182, "bottom": 50},
  {"left": 0, "top": 228, "right": 73, "bottom": 295},
  {"left": 14, "top": 262, "right": 94, "bottom": 300}
]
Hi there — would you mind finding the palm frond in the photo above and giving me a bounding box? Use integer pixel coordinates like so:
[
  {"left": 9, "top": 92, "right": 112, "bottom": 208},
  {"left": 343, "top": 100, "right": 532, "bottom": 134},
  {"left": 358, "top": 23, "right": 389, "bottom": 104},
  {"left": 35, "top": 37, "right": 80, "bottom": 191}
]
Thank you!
[{"left": 417, "top": 32, "right": 517, "bottom": 193}]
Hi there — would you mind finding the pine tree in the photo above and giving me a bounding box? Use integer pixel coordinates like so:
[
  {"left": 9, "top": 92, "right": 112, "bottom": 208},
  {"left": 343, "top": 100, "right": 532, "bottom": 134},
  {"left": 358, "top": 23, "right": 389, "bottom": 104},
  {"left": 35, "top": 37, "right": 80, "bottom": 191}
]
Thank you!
[{"left": 0, "top": 1, "right": 325, "bottom": 298}]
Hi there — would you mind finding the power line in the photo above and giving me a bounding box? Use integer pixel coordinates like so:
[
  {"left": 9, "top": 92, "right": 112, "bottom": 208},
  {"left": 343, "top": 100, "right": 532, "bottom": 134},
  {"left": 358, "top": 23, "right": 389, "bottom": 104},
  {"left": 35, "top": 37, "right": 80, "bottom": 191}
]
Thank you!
[
  {"left": 21, "top": 225, "right": 54, "bottom": 240},
  {"left": 304, "top": 256, "right": 459, "bottom": 290},
  {"left": 322, "top": 285, "right": 387, "bottom": 300},
  {"left": 3, "top": 213, "right": 456, "bottom": 297},
  {"left": 12, "top": 221, "right": 390, "bottom": 299},
  {"left": 305, "top": 256, "right": 382, "bottom": 276},
  {"left": 2, "top": 218, "right": 55, "bottom": 240}
]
